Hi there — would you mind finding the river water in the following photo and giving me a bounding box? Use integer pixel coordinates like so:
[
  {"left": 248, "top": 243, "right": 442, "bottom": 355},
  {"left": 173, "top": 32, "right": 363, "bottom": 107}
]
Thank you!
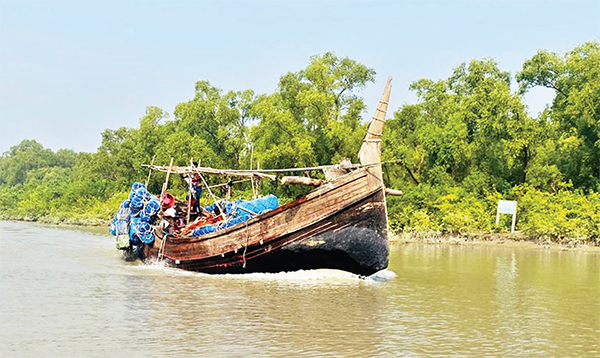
[{"left": 0, "top": 220, "right": 598, "bottom": 357}]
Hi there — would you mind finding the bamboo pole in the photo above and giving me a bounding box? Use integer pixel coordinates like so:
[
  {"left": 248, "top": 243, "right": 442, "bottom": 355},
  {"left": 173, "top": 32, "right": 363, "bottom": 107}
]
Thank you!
[
  {"left": 254, "top": 161, "right": 260, "bottom": 198},
  {"left": 160, "top": 158, "right": 174, "bottom": 208},
  {"left": 142, "top": 164, "right": 276, "bottom": 180},
  {"left": 250, "top": 145, "right": 254, "bottom": 171},
  {"left": 142, "top": 162, "right": 401, "bottom": 175},
  {"left": 250, "top": 145, "right": 256, "bottom": 197},
  {"left": 280, "top": 176, "right": 324, "bottom": 187},
  {"left": 145, "top": 155, "right": 156, "bottom": 187},
  {"left": 237, "top": 205, "right": 258, "bottom": 217},
  {"left": 226, "top": 177, "right": 232, "bottom": 201},
  {"left": 186, "top": 158, "right": 193, "bottom": 225},
  {"left": 190, "top": 159, "right": 226, "bottom": 221},
  {"left": 157, "top": 157, "right": 173, "bottom": 262},
  {"left": 209, "top": 178, "right": 250, "bottom": 188},
  {"left": 384, "top": 188, "right": 403, "bottom": 196}
]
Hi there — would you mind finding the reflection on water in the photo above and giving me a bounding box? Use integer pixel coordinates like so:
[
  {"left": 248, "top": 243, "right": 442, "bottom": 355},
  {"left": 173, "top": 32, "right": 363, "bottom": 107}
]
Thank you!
[{"left": 1, "top": 220, "right": 598, "bottom": 357}]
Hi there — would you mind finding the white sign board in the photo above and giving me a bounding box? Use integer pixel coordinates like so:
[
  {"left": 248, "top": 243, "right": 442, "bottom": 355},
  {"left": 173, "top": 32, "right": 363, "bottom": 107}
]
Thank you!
[
  {"left": 497, "top": 200, "right": 517, "bottom": 214},
  {"left": 496, "top": 200, "right": 517, "bottom": 232}
]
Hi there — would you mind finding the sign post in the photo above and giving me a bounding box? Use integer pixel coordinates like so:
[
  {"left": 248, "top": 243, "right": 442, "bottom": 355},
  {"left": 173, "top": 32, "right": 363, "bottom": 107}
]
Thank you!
[{"left": 496, "top": 200, "right": 517, "bottom": 233}]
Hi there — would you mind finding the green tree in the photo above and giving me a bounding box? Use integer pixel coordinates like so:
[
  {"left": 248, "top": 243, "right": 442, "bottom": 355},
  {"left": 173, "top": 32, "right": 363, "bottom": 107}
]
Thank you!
[
  {"left": 251, "top": 52, "right": 375, "bottom": 170},
  {"left": 133, "top": 106, "right": 169, "bottom": 166},
  {"left": 517, "top": 41, "right": 600, "bottom": 190},
  {"left": 173, "top": 81, "right": 255, "bottom": 169},
  {"left": 0, "top": 139, "right": 74, "bottom": 186},
  {"left": 92, "top": 126, "right": 137, "bottom": 185},
  {"left": 385, "top": 58, "right": 539, "bottom": 193}
]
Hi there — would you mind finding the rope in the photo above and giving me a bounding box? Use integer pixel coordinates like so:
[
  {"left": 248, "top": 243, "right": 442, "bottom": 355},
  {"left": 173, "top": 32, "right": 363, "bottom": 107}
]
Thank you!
[
  {"left": 366, "top": 130, "right": 383, "bottom": 137},
  {"left": 208, "top": 178, "right": 250, "bottom": 188},
  {"left": 223, "top": 161, "right": 395, "bottom": 173}
]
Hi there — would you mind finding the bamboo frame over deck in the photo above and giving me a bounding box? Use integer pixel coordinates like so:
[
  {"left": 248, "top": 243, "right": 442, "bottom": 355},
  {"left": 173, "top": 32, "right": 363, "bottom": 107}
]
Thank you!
[
  {"left": 142, "top": 165, "right": 277, "bottom": 180},
  {"left": 142, "top": 161, "right": 397, "bottom": 179}
]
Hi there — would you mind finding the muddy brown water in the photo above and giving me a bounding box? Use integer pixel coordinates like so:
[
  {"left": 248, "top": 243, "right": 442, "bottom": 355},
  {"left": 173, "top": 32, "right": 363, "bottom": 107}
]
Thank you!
[{"left": 1, "top": 220, "right": 598, "bottom": 357}]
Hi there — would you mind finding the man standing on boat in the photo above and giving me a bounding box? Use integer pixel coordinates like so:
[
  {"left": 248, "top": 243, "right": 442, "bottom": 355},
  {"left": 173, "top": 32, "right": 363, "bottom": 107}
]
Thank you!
[{"left": 182, "top": 172, "right": 203, "bottom": 215}]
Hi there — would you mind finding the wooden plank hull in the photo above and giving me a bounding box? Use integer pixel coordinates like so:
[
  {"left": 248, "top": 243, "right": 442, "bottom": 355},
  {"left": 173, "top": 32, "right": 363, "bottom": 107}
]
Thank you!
[{"left": 143, "top": 168, "right": 389, "bottom": 276}]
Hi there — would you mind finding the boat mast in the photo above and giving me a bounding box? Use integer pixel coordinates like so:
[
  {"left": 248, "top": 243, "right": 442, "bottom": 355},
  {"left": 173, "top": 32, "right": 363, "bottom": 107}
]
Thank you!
[{"left": 358, "top": 76, "right": 392, "bottom": 185}]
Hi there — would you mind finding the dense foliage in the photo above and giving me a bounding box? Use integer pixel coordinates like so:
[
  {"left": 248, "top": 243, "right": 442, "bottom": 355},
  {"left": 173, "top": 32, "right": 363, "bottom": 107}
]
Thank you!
[{"left": 1, "top": 44, "right": 598, "bottom": 242}]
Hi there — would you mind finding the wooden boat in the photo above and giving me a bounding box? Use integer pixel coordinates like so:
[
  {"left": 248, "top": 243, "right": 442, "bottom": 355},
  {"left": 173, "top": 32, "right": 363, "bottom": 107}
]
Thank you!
[{"left": 139, "top": 77, "right": 395, "bottom": 276}]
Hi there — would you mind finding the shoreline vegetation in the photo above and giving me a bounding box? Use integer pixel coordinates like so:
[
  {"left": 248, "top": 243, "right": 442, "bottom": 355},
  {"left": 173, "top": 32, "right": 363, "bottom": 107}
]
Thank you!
[
  {"left": 1, "top": 214, "right": 598, "bottom": 253},
  {"left": 0, "top": 213, "right": 108, "bottom": 227},
  {"left": 1, "top": 42, "right": 599, "bottom": 247},
  {"left": 391, "top": 231, "right": 600, "bottom": 253}
]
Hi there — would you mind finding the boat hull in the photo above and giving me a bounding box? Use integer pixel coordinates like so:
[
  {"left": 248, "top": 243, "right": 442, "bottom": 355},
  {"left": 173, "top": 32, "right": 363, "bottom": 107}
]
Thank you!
[
  {"left": 144, "top": 169, "right": 389, "bottom": 276},
  {"left": 174, "top": 190, "right": 387, "bottom": 276}
]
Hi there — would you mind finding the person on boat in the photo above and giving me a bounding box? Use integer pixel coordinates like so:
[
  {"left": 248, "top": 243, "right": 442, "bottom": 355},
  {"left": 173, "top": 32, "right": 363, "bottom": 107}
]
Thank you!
[
  {"left": 191, "top": 174, "right": 203, "bottom": 213},
  {"left": 181, "top": 172, "right": 203, "bottom": 214},
  {"left": 162, "top": 192, "right": 175, "bottom": 210}
]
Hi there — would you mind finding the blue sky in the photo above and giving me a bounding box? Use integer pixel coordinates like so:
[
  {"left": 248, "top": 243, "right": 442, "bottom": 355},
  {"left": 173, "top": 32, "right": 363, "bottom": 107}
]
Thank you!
[{"left": 1, "top": 0, "right": 598, "bottom": 154}]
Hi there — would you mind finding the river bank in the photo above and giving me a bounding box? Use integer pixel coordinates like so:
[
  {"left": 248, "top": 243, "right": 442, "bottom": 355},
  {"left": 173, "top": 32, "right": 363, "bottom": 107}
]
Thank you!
[
  {"left": 0, "top": 213, "right": 108, "bottom": 227},
  {"left": 390, "top": 231, "right": 600, "bottom": 252},
  {"left": 3, "top": 212, "right": 599, "bottom": 253}
]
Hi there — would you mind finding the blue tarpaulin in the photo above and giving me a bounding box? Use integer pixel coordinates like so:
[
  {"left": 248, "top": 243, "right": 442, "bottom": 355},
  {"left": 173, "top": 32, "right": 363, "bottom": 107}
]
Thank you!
[{"left": 193, "top": 195, "right": 279, "bottom": 237}]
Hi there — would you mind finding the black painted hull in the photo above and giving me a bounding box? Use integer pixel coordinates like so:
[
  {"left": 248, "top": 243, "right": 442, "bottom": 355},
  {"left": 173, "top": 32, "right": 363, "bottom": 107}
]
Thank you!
[{"left": 167, "top": 190, "right": 388, "bottom": 276}]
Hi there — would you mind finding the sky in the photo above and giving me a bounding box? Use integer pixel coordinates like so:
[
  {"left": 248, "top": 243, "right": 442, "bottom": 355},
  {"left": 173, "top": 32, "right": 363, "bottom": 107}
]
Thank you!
[{"left": 0, "top": 0, "right": 598, "bottom": 154}]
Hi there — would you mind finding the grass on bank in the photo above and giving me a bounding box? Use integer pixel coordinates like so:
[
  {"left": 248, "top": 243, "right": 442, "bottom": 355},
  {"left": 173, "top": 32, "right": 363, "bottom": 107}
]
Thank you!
[{"left": 1, "top": 180, "right": 599, "bottom": 246}]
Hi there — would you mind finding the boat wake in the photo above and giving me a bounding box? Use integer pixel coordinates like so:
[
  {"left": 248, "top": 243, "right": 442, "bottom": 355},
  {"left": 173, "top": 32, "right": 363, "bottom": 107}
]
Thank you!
[
  {"left": 130, "top": 261, "right": 397, "bottom": 284},
  {"left": 211, "top": 268, "right": 397, "bottom": 286},
  {"left": 220, "top": 269, "right": 361, "bottom": 282},
  {"left": 366, "top": 269, "right": 397, "bottom": 282}
]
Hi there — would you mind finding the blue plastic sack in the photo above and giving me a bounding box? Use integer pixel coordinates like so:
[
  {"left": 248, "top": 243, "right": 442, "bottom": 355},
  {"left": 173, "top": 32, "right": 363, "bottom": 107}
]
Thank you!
[
  {"left": 130, "top": 190, "right": 149, "bottom": 210},
  {"left": 138, "top": 233, "right": 155, "bottom": 244},
  {"left": 192, "top": 224, "right": 217, "bottom": 237},
  {"left": 129, "top": 234, "right": 139, "bottom": 246},
  {"left": 130, "top": 196, "right": 144, "bottom": 210},
  {"left": 128, "top": 182, "right": 145, "bottom": 200},
  {"left": 225, "top": 195, "right": 279, "bottom": 219},
  {"left": 140, "top": 197, "right": 160, "bottom": 222},
  {"left": 109, "top": 216, "right": 129, "bottom": 236},
  {"left": 131, "top": 217, "right": 152, "bottom": 235},
  {"left": 137, "top": 187, "right": 151, "bottom": 201},
  {"left": 116, "top": 220, "right": 128, "bottom": 235},
  {"left": 222, "top": 214, "right": 253, "bottom": 229},
  {"left": 128, "top": 183, "right": 151, "bottom": 211},
  {"left": 109, "top": 219, "right": 117, "bottom": 236},
  {"left": 129, "top": 224, "right": 137, "bottom": 240},
  {"left": 116, "top": 200, "right": 131, "bottom": 220},
  {"left": 236, "top": 195, "right": 279, "bottom": 216},
  {"left": 128, "top": 219, "right": 150, "bottom": 245},
  {"left": 111, "top": 182, "right": 158, "bottom": 241}
]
